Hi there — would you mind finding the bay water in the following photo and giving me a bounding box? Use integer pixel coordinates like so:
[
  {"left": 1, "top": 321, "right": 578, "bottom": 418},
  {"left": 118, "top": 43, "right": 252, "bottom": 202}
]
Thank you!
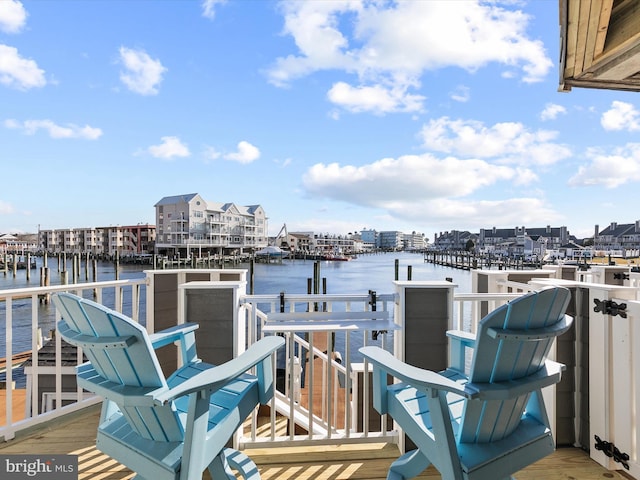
[{"left": 1, "top": 252, "right": 472, "bottom": 385}]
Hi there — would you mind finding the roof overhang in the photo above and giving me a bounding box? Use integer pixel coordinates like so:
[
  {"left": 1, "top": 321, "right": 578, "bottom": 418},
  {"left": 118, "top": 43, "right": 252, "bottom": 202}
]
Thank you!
[{"left": 559, "top": 0, "right": 640, "bottom": 92}]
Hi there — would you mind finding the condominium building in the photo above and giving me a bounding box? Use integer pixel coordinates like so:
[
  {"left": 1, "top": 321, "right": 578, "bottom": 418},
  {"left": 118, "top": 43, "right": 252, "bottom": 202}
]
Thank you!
[
  {"left": 154, "top": 193, "right": 268, "bottom": 256},
  {"left": 38, "top": 224, "right": 156, "bottom": 257},
  {"left": 593, "top": 221, "right": 640, "bottom": 254}
]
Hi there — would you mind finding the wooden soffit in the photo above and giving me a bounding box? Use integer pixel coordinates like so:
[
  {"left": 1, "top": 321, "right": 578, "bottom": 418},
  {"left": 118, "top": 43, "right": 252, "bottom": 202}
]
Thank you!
[{"left": 559, "top": 0, "right": 640, "bottom": 92}]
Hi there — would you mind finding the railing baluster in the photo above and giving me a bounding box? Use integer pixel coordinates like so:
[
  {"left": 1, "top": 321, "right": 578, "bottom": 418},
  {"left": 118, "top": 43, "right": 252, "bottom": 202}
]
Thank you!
[
  {"left": 344, "top": 330, "right": 351, "bottom": 438},
  {"left": 308, "top": 331, "right": 314, "bottom": 441}
]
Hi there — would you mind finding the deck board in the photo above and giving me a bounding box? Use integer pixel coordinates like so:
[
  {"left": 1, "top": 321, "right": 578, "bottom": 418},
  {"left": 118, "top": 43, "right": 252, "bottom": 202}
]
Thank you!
[{"left": 0, "top": 405, "right": 632, "bottom": 480}]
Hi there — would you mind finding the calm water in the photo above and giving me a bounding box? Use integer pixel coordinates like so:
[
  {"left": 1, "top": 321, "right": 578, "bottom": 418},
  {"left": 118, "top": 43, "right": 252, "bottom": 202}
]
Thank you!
[
  {"left": 1, "top": 252, "right": 472, "bottom": 384},
  {"left": 249, "top": 251, "right": 472, "bottom": 294}
]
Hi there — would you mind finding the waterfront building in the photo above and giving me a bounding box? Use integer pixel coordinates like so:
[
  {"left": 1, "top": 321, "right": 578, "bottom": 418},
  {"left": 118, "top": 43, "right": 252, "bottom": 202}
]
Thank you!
[
  {"left": 402, "top": 231, "right": 427, "bottom": 251},
  {"left": 311, "top": 233, "right": 358, "bottom": 254},
  {"left": 478, "top": 225, "right": 572, "bottom": 258},
  {"left": 0, "top": 233, "right": 37, "bottom": 254},
  {"left": 286, "top": 232, "right": 311, "bottom": 253},
  {"left": 154, "top": 193, "right": 268, "bottom": 257},
  {"left": 431, "top": 230, "right": 476, "bottom": 251},
  {"left": 593, "top": 221, "right": 640, "bottom": 257},
  {"left": 38, "top": 224, "right": 156, "bottom": 257},
  {"left": 377, "top": 230, "right": 404, "bottom": 251}
]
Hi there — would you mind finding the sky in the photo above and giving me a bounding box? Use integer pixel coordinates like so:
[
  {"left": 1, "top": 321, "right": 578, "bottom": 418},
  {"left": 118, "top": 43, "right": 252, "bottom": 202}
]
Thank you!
[{"left": 1, "top": 0, "right": 639, "bottom": 241}]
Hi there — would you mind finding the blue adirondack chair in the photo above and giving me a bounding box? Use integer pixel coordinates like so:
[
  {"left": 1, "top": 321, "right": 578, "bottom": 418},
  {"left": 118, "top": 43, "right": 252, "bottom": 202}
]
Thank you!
[
  {"left": 53, "top": 292, "right": 284, "bottom": 480},
  {"left": 360, "top": 286, "right": 573, "bottom": 480}
]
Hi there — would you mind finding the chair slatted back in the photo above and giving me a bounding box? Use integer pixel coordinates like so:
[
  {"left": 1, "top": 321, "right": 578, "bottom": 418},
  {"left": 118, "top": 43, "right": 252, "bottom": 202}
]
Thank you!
[
  {"left": 459, "top": 287, "right": 570, "bottom": 444},
  {"left": 54, "top": 293, "right": 184, "bottom": 442}
]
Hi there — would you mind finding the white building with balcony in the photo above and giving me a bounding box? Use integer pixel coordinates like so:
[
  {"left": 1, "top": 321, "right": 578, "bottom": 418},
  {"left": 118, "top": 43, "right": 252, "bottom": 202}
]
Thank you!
[{"left": 154, "top": 193, "right": 268, "bottom": 257}]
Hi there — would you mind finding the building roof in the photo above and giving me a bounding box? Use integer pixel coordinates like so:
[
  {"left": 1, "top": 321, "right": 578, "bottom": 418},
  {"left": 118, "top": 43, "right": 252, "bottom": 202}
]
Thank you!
[
  {"left": 481, "top": 226, "right": 566, "bottom": 238},
  {"left": 24, "top": 339, "right": 85, "bottom": 367},
  {"left": 598, "top": 222, "right": 636, "bottom": 236},
  {"left": 559, "top": 0, "right": 640, "bottom": 92},
  {"left": 154, "top": 193, "right": 199, "bottom": 206}
]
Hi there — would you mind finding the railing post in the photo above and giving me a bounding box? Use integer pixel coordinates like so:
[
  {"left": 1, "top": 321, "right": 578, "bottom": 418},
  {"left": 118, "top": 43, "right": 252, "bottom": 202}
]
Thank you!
[
  {"left": 394, "top": 280, "right": 456, "bottom": 451},
  {"left": 145, "top": 269, "right": 247, "bottom": 373},
  {"left": 177, "top": 278, "right": 248, "bottom": 364}
]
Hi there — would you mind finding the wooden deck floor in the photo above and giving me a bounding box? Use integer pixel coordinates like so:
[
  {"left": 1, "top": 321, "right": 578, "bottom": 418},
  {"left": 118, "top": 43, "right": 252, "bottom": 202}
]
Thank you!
[{"left": 0, "top": 404, "right": 632, "bottom": 480}]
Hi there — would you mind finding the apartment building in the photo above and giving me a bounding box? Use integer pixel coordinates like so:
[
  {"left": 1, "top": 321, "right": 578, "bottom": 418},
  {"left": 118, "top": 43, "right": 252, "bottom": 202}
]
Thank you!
[
  {"left": 38, "top": 224, "right": 156, "bottom": 256},
  {"left": 476, "top": 226, "right": 571, "bottom": 256},
  {"left": 378, "top": 231, "right": 405, "bottom": 251},
  {"left": 154, "top": 193, "right": 268, "bottom": 256},
  {"left": 593, "top": 221, "right": 640, "bottom": 254},
  {"left": 400, "top": 232, "right": 426, "bottom": 251}
]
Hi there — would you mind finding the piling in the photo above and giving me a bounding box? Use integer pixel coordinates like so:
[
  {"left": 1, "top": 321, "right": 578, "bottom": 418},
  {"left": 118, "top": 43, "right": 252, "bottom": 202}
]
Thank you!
[
  {"left": 26, "top": 253, "right": 31, "bottom": 281},
  {"left": 12, "top": 253, "right": 17, "bottom": 277},
  {"left": 72, "top": 254, "right": 79, "bottom": 284},
  {"left": 92, "top": 259, "right": 98, "bottom": 298},
  {"left": 114, "top": 252, "right": 119, "bottom": 280},
  {"left": 39, "top": 265, "right": 50, "bottom": 304},
  {"left": 249, "top": 258, "right": 255, "bottom": 294}
]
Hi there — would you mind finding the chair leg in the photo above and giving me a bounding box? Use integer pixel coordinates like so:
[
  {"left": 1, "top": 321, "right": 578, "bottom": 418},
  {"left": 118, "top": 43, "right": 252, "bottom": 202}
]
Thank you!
[
  {"left": 208, "top": 448, "right": 261, "bottom": 480},
  {"left": 208, "top": 451, "right": 236, "bottom": 480},
  {"left": 387, "top": 449, "right": 431, "bottom": 480}
]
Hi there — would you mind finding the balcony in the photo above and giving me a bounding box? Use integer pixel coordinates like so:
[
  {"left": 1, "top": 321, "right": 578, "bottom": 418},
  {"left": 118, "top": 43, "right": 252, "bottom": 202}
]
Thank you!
[
  {"left": 1, "top": 266, "right": 639, "bottom": 479},
  {"left": 0, "top": 407, "right": 622, "bottom": 480}
]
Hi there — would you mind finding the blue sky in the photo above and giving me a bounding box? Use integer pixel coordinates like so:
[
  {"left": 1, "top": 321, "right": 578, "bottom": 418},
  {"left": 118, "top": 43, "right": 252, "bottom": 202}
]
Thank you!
[{"left": 1, "top": 0, "right": 638, "bottom": 240}]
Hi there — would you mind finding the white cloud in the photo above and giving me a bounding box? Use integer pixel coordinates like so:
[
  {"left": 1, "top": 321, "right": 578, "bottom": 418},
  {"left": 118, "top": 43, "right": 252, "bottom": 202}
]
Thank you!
[
  {"left": 275, "top": 157, "right": 292, "bottom": 168},
  {"left": 419, "top": 116, "right": 571, "bottom": 166},
  {"left": 301, "top": 153, "right": 561, "bottom": 228},
  {"left": 327, "top": 81, "right": 424, "bottom": 114},
  {"left": 267, "top": 1, "right": 551, "bottom": 113},
  {"left": 303, "top": 153, "right": 515, "bottom": 206},
  {"left": 0, "top": 44, "right": 46, "bottom": 90},
  {"left": 147, "top": 136, "right": 190, "bottom": 159},
  {"left": 4, "top": 118, "right": 102, "bottom": 139},
  {"left": 540, "top": 103, "right": 567, "bottom": 121},
  {"left": 568, "top": 144, "right": 640, "bottom": 188},
  {"left": 450, "top": 85, "right": 470, "bottom": 103},
  {"left": 119, "top": 47, "right": 167, "bottom": 96},
  {"left": 202, "top": 0, "right": 227, "bottom": 19},
  {"left": 203, "top": 146, "right": 222, "bottom": 163},
  {"left": 601, "top": 101, "right": 640, "bottom": 131},
  {"left": 223, "top": 141, "right": 261, "bottom": 164},
  {"left": 0, "top": 200, "right": 15, "bottom": 214},
  {"left": 0, "top": 0, "right": 27, "bottom": 33}
]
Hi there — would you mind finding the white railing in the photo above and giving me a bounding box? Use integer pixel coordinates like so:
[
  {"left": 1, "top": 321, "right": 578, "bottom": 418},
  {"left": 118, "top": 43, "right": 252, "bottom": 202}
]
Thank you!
[
  {"left": 3, "top": 272, "right": 640, "bottom": 480},
  {"left": 239, "top": 292, "right": 399, "bottom": 447},
  {"left": 0, "top": 279, "right": 146, "bottom": 441}
]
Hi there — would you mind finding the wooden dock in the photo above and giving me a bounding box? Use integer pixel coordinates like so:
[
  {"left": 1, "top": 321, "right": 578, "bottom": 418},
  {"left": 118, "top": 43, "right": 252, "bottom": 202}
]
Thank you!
[
  {"left": 298, "top": 331, "right": 348, "bottom": 431},
  {"left": 0, "top": 389, "right": 27, "bottom": 425},
  {"left": 0, "top": 350, "right": 32, "bottom": 375}
]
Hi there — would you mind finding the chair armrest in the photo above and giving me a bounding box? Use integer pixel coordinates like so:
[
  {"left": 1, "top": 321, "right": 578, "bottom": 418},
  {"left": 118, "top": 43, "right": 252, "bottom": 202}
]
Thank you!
[
  {"left": 359, "top": 346, "right": 476, "bottom": 398},
  {"left": 446, "top": 330, "right": 476, "bottom": 372},
  {"left": 149, "top": 322, "right": 199, "bottom": 348},
  {"left": 149, "top": 323, "right": 200, "bottom": 364},
  {"left": 446, "top": 330, "right": 476, "bottom": 346},
  {"left": 155, "top": 336, "right": 285, "bottom": 405}
]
